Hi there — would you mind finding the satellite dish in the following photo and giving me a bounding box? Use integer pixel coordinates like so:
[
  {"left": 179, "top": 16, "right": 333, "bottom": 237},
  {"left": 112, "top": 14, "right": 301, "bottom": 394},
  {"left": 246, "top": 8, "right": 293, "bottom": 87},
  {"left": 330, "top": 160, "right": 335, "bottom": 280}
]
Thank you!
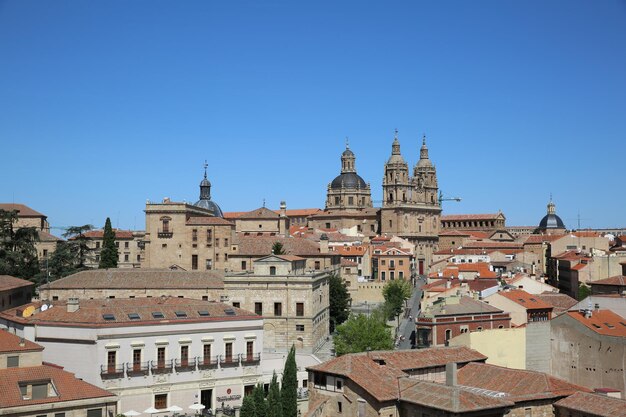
[
  {"left": 22, "top": 306, "right": 36, "bottom": 318},
  {"left": 41, "top": 304, "right": 49, "bottom": 312}
]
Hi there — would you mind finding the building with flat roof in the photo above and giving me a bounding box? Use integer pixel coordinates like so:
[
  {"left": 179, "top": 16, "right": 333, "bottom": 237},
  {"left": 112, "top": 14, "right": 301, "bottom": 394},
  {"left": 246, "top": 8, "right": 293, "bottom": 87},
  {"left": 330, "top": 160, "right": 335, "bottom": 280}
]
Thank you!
[{"left": 0, "top": 329, "right": 117, "bottom": 417}]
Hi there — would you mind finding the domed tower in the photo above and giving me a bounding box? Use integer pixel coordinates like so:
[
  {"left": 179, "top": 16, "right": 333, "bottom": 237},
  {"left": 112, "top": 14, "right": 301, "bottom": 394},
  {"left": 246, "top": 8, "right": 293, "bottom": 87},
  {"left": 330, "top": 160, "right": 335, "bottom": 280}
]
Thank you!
[
  {"left": 382, "top": 130, "right": 411, "bottom": 207},
  {"left": 194, "top": 163, "right": 224, "bottom": 217},
  {"left": 412, "top": 135, "right": 439, "bottom": 206},
  {"left": 325, "top": 142, "right": 372, "bottom": 210},
  {"left": 536, "top": 197, "right": 566, "bottom": 235}
]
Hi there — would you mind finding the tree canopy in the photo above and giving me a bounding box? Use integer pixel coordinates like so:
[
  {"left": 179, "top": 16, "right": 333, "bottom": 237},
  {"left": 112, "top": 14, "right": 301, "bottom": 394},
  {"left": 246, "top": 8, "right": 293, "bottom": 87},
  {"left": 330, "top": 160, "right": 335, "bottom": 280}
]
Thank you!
[
  {"left": 240, "top": 393, "right": 257, "bottom": 417},
  {"left": 334, "top": 310, "right": 394, "bottom": 356},
  {"left": 272, "top": 241, "right": 286, "bottom": 255},
  {"left": 329, "top": 273, "right": 351, "bottom": 332},
  {"left": 382, "top": 279, "right": 412, "bottom": 320},
  {"left": 98, "top": 217, "right": 118, "bottom": 269},
  {"left": 0, "top": 209, "right": 40, "bottom": 279},
  {"left": 47, "top": 224, "right": 94, "bottom": 280},
  {"left": 267, "top": 371, "right": 282, "bottom": 417},
  {"left": 281, "top": 345, "right": 298, "bottom": 417}
]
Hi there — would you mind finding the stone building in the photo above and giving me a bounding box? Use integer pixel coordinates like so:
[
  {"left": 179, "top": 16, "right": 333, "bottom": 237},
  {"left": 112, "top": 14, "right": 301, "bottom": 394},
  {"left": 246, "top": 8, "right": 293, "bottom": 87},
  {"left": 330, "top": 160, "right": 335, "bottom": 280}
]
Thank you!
[
  {"left": 0, "top": 329, "right": 117, "bottom": 417},
  {"left": 224, "top": 255, "right": 330, "bottom": 352},
  {"left": 308, "top": 144, "right": 378, "bottom": 237},
  {"left": 231, "top": 204, "right": 289, "bottom": 236},
  {"left": 80, "top": 229, "right": 145, "bottom": 269},
  {"left": 484, "top": 289, "right": 553, "bottom": 326},
  {"left": 0, "top": 275, "right": 35, "bottom": 312},
  {"left": 550, "top": 309, "right": 626, "bottom": 397},
  {"left": 440, "top": 212, "right": 506, "bottom": 233},
  {"left": 143, "top": 168, "right": 235, "bottom": 271},
  {"left": 380, "top": 133, "right": 442, "bottom": 275},
  {"left": 371, "top": 245, "right": 413, "bottom": 282}
]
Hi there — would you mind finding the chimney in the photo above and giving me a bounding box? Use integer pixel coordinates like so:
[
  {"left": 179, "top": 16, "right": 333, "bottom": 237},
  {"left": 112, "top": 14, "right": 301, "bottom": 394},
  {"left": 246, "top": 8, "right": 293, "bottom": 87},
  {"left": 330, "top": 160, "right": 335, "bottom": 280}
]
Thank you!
[
  {"left": 279, "top": 201, "right": 288, "bottom": 237},
  {"left": 445, "top": 362, "right": 457, "bottom": 386},
  {"left": 67, "top": 298, "right": 80, "bottom": 313},
  {"left": 584, "top": 309, "right": 592, "bottom": 319},
  {"left": 319, "top": 234, "right": 329, "bottom": 254},
  {"left": 19, "top": 337, "right": 25, "bottom": 347}
]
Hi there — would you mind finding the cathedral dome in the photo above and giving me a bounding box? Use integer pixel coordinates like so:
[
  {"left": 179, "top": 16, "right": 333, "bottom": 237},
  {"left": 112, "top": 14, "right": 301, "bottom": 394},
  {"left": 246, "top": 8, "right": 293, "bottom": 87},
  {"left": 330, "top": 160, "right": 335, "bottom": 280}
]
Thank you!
[
  {"left": 194, "top": 164, "right": 224, "bottom": 217},
  {"left": 538, "top": 200, "right": 565, "bottom": 230},
  {"left": 330, "top": 172, "right": 367, "bottom": 189}
]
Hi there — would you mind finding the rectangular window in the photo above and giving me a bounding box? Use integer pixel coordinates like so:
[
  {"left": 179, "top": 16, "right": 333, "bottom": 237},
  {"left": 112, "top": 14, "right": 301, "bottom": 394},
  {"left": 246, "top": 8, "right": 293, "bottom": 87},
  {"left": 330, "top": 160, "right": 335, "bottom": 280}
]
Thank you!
[
  {"left": 255, "top": 302, "right": 262, "bottom": 315},
  {"left": 125, "top": 241, "right": 129, "bottom": 248},
  {"left": 225, "top": 238, "right": 229, "bottom": 247},
  {"left": 203, "top": 344, "right": 211, "bottom": 364},
  {"left": 390, "top": 271, "right": 395, "bottom": 280},
  {"left": 124, "top": 254, "right": 129, "bottom": 262},
  {"left": 32, "top": 383, "right": 48, "bottom": 399},
  {"left": 157, "top": 347, "right": 165, "bottom": 368},
  {"left": 399, "top": 260, "right": 404, "bottom": 266},
  {"left": 225, "top": 343, "right": 233, "bottom": 363},
  {"left": 205, "top": 259, "right": 212, "bottom": 270},
  {"left": 206, "top": 229, "right": 212, "bottom": 244},
  {"left": 55, "top": 413, "right": 66, "bottom": 417},
  {"left": 95, "top": 242, "right": 100, "bottom": 249},
  {"left": 87, "top": 409, "right": 103, "bottom": 417},
  {"left": 246, "top": 341, "right": 254, "bottom": 361},
  {"left": 181, "top": 345, "right": 189, "bottom": 366},
  {"left": 296, "top": 324, "right": 305, "bottom": 332},
  {"left": 215, "top": 238, "right": 220, "bottom": 247},
  {"left": 274, "top": 302, "right": 282, "bottom": 317},
  {"left": 381, "top": 271, "right": 386, "bottom": 281},
  {"left": 242, "top": 261, "right": 247, "bottom": 270},
  {"left": 233, "top": 302, "right": 240, "bottom": 308},
  {"left": 296, "top": 302, "right": 304, "bottom": 317},
  {"left": 115, "top": 242, "right": 119, "bottom": 247},
  {"left": 154, "top": 394, "right": 168, "bottom": 410},
  {"left": 315, "top": 261, "right": 321, "bottom": 270},
  {"left": 192, "top": 229, "right": 198, "bottom": 242},
  {"left": 107, "top": 351, "right": 116, "bottom": 373},
  {"left": 399, "top": 271, "right": 404, "bottom": 279},
  {"left": 381, "top": 260, "right": 386, "bottom": 266},
  {"left": 7, "top": 355, "right": 19, "bottom": 368},
  {"left": 132, "top": 349, "right": 141, "bottom": 371},
  {"left": 216, "top": 253, "right": 220, "bottom": 261},
  {"left": 338, "top": 401, "right": 342, "bottom": 413},
  {"left": 389, "top": 260, "right": 395, "bottom": 267},
  {"left": 192, "top": 255, "right": 198, "bottom": 270}
]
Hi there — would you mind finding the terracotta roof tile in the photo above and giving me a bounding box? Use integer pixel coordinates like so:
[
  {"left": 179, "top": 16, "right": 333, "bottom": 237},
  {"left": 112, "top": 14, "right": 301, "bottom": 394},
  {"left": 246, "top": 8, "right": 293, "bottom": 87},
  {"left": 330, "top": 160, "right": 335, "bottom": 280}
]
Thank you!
[
  {"left": 235, "top": 236, "right": 328, "bottom": 257},
  {"left": 566, "top": 310, "right": 626, "bottom": 337},
  {"left": 591, "top": 275, "right": 626, "bottom": 286},
  {"left": 457, "top": 362, "right": 591, "bottom": 402},
  {"left": 0, "top": 203, "right": 45, "bottom": 218},
  {"left": 523, "top": 234, "right": 566, "bottom": 244},
  {"left": 44, "top": 269, "right": 224, "bottom": 290},
  {"left": 554, "top": 391, "right": 626, "bottom": 417},
  {"left": 81, "top": 229, "right": 135, "bottom": 239},
  {"left": 37, "top": 230, "right": 63, "bottom": 242},
  {"left": 498, "top": 290, "right": 554, "bottom": 310},
  {"left": 535, "top": 293, "right": 578, "bottom": 315},
  {"left": 186, "top": 216, "right": 234, "bottom": 226},
  {"left": 0, "top": 365, "right": 115, "bottom": 408},
  {"left": 237, "top": 207, "right": 280, "bottom": 219},
  {"left": 0, "top": 329, "right": 43, "bottom": 353},
  {"left": 0, "top": 275, "right": 34, "bottom": 292},
  {"left": 441, "top": 213, "right": 503, "bottom": 221}
]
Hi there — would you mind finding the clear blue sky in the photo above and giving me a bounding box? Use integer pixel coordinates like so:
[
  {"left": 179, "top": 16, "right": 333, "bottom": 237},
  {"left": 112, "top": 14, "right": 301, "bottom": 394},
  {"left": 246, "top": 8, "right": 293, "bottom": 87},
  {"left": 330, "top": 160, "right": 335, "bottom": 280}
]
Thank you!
[{"left": 1, "top": 0, "right": 625, "bottom": 232}]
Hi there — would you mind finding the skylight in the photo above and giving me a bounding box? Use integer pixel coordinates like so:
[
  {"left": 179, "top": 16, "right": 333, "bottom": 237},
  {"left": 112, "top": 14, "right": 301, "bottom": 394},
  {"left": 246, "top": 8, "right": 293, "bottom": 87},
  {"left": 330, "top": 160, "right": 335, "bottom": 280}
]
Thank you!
[
  {"left": 592, "top": 324, "right": 601, "bottom": 329},
  {"left": 128, "top": 313, "right": 140, "bottom": 320},
  {"left": 175, "top": 311, "right": 188, "bottom": 318},
  {"left": 152, "top": 312, "right": 165, "bottom": 319},
  {"left": 102, "top": 314, "right": 115, "bottom": 321},
  {"left": 224, "top": 308, "right": 236, "bottom": 316},
  {"left": 198, "top": 310, "right": 210, "bottom": 316}
]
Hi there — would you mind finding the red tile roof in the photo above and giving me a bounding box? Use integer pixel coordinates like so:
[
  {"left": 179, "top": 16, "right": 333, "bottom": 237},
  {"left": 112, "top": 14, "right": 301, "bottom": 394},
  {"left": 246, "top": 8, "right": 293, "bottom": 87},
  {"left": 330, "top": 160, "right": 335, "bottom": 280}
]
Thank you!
[
  {"left": 0, "top": 329, "right": 43, "bottom": 353},
  {"left": 0, "top": 365, "right": 115, "bottom": 408},
  {"left": 439, "top": 230, "right": 472, "bottom": 237},
  {"left": 457, "top": 362, "right": 591, "bottom": 402},
  {"left": 441, "top": 213, "right": 503, "bottom": 221},
  {"left": 186, "top": 216, "right": 234, "bottom": 226},
  {"left": 498, "top": 290, "right": 554, "bottom": 310},
  {"left": 225, "top": 208, "right": 322, "bottom": 219},
  {"left": 334, "top": 246, "right": 367, "bottom": 256},
  {"left": 566, "top": 310, "right": 626, "bottom": 337},
  {"left": 0, "top": 275, "right": 34, "bottom": 292},
  {"left": 37, "top": 230, "right": 62, "bottom": 242},
  {"left": 591, "top": 275, "right": 626, "bottom": 286},
  {"left": 0, "top": 203, "right": 45, "bottom": 218},
  {"left": 234, "top": 236, "right": 329, "bottom": 257},
  {"left": 463, "top": 241, "right": 523, "bottom": 249},
  {"left": 554, "top": 391, "right": 626, "bottom": 417},
  {"left": 535, "top": 293, "right": 578, "bottom": 315},
  {"left": 237, "top": 207, "right": 280, "bottom": 219},
  {"left": 1, "top": 297, "right": 260, "bottom": 329},
  {"left": 81, "top": 229, "right": 135, "bottom": 239}
]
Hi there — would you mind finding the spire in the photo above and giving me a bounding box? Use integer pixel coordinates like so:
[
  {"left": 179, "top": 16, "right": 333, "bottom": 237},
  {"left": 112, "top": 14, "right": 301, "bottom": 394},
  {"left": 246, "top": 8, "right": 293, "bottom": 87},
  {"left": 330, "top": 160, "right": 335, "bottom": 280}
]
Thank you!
[
  {"left": 345, "top": 136, "right": 350, "bottom": 150},
  {"left": 547, "top": 195, "right": 556, "bottom": 215},
  {"left": 420, "top": 134, "right": 429, "bottom": 160},
  {"left": 203, "top": 160, "right": 208, "bottom": 179},
  {"left": 392, "top": 129, "right": 401, "bottom": 155},
  {"left": 199, "top": 162, "right": 211, "bottom": 200},
  {"left": 341, "top": 139, "right": 356, "bottom": 173}
]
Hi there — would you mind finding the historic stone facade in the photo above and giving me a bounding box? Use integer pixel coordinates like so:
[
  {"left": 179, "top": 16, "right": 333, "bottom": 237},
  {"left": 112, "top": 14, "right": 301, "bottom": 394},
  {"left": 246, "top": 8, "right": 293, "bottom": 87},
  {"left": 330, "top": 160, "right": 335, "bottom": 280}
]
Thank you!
[{"left": 380, "top": 132, "right": 442, "bottom": 274}]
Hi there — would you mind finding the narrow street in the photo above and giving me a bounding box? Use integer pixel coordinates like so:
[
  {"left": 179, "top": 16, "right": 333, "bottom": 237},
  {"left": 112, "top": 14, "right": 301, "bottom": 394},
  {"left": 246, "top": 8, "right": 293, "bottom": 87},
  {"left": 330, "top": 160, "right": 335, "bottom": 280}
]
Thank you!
[{"left": 397, "top": 277, "right": 424, "bottom": 350}]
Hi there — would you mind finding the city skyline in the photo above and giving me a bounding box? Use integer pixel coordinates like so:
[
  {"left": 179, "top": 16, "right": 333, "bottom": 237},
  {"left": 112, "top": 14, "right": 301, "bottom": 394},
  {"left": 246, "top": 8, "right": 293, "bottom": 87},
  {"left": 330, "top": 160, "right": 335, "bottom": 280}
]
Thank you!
[{"left": 1, "top": 1, "right": 625, "bottom": 230}]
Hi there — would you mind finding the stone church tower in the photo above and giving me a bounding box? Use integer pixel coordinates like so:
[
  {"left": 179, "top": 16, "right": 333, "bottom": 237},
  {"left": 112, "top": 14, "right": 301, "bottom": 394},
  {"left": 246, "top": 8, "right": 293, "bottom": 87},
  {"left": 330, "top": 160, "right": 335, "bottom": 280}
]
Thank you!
[
  {"left": 380, "top": 131, "right": 441, "bottom": 274},
  {"left": 325, "top": 143, "right": 373, "bottom": 210}
]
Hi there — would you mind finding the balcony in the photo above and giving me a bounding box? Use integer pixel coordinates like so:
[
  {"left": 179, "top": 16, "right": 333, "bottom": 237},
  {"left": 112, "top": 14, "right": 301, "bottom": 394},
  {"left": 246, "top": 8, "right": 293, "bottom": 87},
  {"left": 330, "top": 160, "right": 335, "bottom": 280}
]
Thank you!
[
  {"left": 175, "top": 357, "right": 197, "bottom": 372},
  {"left": 150, "top": 359, "right": 173, "bottom": 374},
  {"left": 197, "top": 355, "right": 219, "bottom": 370},
  {"left": 219, "top": 354, "right": 239, "bottom": 368},
  {"left": 241, "top": 353, "right": 261, "bottom": 366},
  {"left": 100, "top": 364, "right": 124, "bottom": 379},
  {"left": 157, "top": 229, "right": 173, "bottom": 238},
  {"left": 126, "top": 361, "right": 150, "bottom": 377}
]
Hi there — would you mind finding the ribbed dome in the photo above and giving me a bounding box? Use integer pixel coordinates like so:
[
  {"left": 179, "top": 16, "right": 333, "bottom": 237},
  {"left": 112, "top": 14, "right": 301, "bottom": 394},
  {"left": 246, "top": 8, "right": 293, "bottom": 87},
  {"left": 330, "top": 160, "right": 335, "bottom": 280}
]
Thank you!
[
  {"left": 342, "top": 148, "right": 354, "bottom": 157},
  {"left": 330, "top": 172, "right": 367, "bottom": 189},
  {"left": 194, "top": 198, "right": 224, "bottom": 217},
  {"left": 539, "top": 213, "right": 565, "bottom": 229}
]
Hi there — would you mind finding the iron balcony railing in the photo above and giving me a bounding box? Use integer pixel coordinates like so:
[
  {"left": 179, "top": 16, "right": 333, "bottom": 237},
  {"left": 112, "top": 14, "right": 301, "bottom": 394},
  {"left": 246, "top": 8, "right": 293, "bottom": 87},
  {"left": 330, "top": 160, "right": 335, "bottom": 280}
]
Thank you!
[
  {"left": 126, "top": 361, "right": 150, "bottom": 376},
  {"left": 219, "top": 354, "right": 239, "bottom": 368},
  {"left": 100, "top": 364, "right": 125, "bottom": 379},
  {"left": 157, "top": 229, "right": 174, "bottom": 238},
  {"left": 150, "top": 359, "right": 173, "bottom": 374},
  {"left": 241, "top": 352, "right": 261, "bottom": 365},
  {"left": 196, "top": 355, "right": 219, "bottom": 370},
  {"left": 175, "top": 357, "right": 197, "bottom": 372}
]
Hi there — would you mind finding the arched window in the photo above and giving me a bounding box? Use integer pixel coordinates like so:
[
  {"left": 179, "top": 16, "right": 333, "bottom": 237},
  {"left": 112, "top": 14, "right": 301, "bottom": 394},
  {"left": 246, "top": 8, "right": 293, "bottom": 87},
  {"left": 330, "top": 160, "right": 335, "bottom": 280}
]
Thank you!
[{"left": 445, "top": 329, "right": 452, "bottom": 341}]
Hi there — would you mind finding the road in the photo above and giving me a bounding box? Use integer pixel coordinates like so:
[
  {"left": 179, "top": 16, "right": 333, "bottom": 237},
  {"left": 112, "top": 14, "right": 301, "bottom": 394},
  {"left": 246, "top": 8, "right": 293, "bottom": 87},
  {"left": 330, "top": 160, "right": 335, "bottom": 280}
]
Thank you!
[{"left": 397, "top": 277, "right": 425, "bottom": 350}]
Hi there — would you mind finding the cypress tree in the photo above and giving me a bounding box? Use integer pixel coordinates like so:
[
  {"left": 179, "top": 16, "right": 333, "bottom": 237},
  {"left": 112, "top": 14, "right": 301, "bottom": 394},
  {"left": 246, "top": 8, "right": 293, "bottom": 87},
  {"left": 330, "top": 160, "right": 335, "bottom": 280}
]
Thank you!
[
  {"left": 281, "top": 345, "right": 298, "bottom": 417},
  {"left": 240, "top": 394, "right": 257, "bottom": 417},
  {"left": 267, "top": 372, "right": 282, "bottom": 417},
  {"left": 99, "top": 217, "right": 118, "bottom": 269},
  {"left": 253, "top": 384, "right": 267, "bottom": 417}
]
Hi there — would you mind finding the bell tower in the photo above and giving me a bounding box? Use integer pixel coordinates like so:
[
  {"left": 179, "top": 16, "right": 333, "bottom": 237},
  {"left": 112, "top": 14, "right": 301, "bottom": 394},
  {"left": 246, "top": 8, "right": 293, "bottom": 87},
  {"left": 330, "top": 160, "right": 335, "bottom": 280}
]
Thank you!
[{"left": 382, "top": 130, "right": 411, "bottom": 207}]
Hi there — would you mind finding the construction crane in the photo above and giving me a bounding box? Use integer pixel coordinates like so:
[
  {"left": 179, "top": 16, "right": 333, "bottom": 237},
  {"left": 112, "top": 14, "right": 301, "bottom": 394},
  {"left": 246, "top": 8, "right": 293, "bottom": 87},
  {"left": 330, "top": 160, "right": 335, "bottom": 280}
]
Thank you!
[{"left": 438, "top": 190, "right": 461, "bottom": 206}]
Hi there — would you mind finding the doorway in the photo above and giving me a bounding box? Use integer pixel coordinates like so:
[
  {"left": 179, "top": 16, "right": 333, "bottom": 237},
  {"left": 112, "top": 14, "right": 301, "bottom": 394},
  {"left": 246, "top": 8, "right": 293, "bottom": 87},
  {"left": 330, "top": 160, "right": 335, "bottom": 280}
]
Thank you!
[{"left": 200, "top": 389, "right": 213, "bottom": 411}]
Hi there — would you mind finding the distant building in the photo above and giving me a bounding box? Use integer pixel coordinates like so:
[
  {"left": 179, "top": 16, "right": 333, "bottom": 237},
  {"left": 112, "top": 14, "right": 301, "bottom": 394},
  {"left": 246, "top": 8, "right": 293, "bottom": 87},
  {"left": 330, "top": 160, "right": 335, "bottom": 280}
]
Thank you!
[
  {"left": 485, "top": 289, "right": 553, "bottom": 326},
  {"left": 590, "top": 263, "right": 626, "bottom": 294},
  {"left": 229, "top": 205, "right": 289, "bottom": 237},
  {"left": 440, "top": 212, "right": 506, "bottom": 233},
  {"left": 0, "top": 275, "right": 35, "bottom": 312},
  {"left": 535, "top": 198, "right": 567, "bottom": 235},
  {"left": 79, "top": 228, "right": 145, "bottom": 268},
  {"left": 371, "top": 245, "right": 413, "bottom": 282},
  {"left": 0, "top": 329, "right": 117, "bottom": 417}
]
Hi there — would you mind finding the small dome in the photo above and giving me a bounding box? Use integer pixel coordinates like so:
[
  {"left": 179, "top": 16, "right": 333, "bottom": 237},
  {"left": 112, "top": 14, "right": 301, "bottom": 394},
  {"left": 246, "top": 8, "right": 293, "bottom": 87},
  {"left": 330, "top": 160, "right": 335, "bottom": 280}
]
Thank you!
[
  {"left": 200, "top": 177, "right": 211, "bottom": 187},
  {"left": 416, "top": 158, "right": 433, "bottom": 168},
  {"left": 342, "top": 148, "right": 354, "bottom": 157},
  {"left": 539, "top": 213, "right": 565, "bottom": 229},
  {"left": 194, "top": 198, "right": 224, "bottom": 218},
  {"left": 330, "top": 172, "right": 367, "bottom": 189}
]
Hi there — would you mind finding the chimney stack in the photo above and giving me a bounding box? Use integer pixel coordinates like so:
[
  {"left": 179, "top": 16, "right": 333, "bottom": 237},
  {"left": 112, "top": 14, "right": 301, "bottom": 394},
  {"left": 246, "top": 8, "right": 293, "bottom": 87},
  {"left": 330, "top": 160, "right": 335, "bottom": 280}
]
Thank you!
[
  {"left": 279, "top": 201, "right": 288, "bottom": 237},
  {"left": 319, "top": 234, "right": 329, "bottom": 254},
  {"left": 445, "top": 362, "right": 457, "bottom": 386},
  {"left": 67, "top": 298, "right": 80, "bottom": 313}
]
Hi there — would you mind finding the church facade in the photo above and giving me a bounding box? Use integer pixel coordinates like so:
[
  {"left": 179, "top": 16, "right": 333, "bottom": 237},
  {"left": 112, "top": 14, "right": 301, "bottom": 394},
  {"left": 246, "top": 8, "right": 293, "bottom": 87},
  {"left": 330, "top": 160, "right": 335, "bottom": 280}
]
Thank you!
[{"left": 379, "top": 132, "right": 442, "bottom": 274}]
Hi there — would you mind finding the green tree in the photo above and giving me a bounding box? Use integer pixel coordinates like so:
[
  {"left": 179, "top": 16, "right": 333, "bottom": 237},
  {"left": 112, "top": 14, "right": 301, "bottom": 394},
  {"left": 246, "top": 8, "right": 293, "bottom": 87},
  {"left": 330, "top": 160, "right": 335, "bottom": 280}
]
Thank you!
[
  {"left": 0, "top": 209, "right": 40, "bottom": 279},
  {"left": 382, "top": 279, "right": 412, "bottom": 322},
  {"left": 281, "top": 345, "right": 298, "bottom": 417},
  {"left": 240, "top": 393, "right": 257, "bottom": 417},
  {"left": 252, "top": 384, "right": 267, "bottom": 417},
  {"left": 329, "top": 273, "right": 351, "bottom": 332},
  {"left": 267, "top": 372, "right": 282, "bottom": 417},
  {"left": 272, "top": 241, "right": 286, "bottom": 255},
  {"left": 578, "top": 283, "right": 591, "bottom": 301},
  {"left": 99, "top": 218, "right": 118, "bottom": 269},
  {"left": 334, "top": 311, "right": 394, "bottom": 356},
  {"left": 62, "top": 224, "right": 93, "bottom": 269}
]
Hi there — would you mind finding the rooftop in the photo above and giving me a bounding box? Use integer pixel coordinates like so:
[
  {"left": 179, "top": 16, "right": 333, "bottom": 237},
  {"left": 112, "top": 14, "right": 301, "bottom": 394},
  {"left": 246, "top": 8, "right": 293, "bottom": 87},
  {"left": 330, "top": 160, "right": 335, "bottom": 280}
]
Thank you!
[
  {"left": 234, "top": 236, "right": 329, "bottom": 257},
  {"left": 0, "top": 365, "right": 115, "bottom": 409},
  {"left": 44, "top": 269, "right": 224, "bottom": 290},
  {"left": 1, "top": 297, "right": 260, "bottom": 328},
  {"left": 441, "top": 213, "right": 504, "bottom": 221},
  {"left": 0, "top": 329, "right": 43, "bottom": 354},
  {"left": 423, "top": 296, "right": 503, "bottom": 317},
  {"left": 566, "top": 310, "right": 626, "bottom": 337},
  {"left": 0, "top": 275, "right": 34, "bottom": 292},
  {"left": 498, "top": 290, "right": 554, "bottom": 310},
  {"left": 590, "top": 275, "right": 626, "bottom": 286},
  {"left": 535, "top": 293, "right": 578, "bottom": 315},
  {"left": 80, "top": 229, "right": 135, "bottom": 239},
  {"left": 0, "top": 203, "right": 45, "bottom": 218},
  {"left": 554, "top": 391, "right": 626, "bottom": 417}
]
